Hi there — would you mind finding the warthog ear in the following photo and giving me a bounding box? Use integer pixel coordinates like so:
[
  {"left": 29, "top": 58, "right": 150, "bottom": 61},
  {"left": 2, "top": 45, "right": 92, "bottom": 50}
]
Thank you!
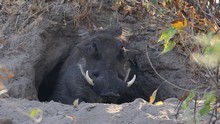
[
  {"left": 123, "top": 48, "right": 140, "bottom": 59},
  {"left": 104, "top": 23, "right": 122, "bottom": 37}
]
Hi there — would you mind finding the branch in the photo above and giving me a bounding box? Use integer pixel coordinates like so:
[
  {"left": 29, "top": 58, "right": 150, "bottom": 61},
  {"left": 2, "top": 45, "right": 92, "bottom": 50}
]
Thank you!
[{"left": 145, "top": 45, "right": 193, "bottom": 91}]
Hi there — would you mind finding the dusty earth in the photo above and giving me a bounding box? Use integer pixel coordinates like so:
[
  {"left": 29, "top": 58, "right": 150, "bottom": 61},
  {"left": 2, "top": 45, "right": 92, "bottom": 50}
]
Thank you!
[
  {"left": 0, "top": 98, "right": 183, "bottom": 124},
  {"left": 0, "top": 0, "right": 213, "bottom": 124}
]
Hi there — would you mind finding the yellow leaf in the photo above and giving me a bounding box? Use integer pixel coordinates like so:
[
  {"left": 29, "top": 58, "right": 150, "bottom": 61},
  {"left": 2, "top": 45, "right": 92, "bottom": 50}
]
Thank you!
[
  {"left": 170, "top": 18, "right": 187, "bottom": 30},
  {"left": 73, "top": 98, "right": 79, "bottom": 108},
  {"left": 149, "top": 89, "right": 158, "bottom": 104},
  {"left": 154, "top": 101, "right": 164, "bottom": 106},
  {"left": 29, "top": 108, "right": 43, "bottom": 123},
  {"left": 161, "top": 1, "right": 166, "bottom": 7},
  {"left": 217, "top": 107, "right": 220, "bottom": 113}
]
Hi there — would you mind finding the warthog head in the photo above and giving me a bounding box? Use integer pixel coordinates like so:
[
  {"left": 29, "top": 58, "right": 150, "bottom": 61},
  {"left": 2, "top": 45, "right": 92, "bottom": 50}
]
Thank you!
[{"left": 77, "top": 24, "right": 136, "bottom": 102}]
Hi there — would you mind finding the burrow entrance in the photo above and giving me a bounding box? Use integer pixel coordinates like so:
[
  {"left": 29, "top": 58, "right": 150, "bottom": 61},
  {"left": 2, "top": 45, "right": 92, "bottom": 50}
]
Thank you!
[
  {"left": 35, "top": 24, "right": 177, "bottom": 104},
  {"left": 35, "top": 25, "right": 80, "bottom": 102}
]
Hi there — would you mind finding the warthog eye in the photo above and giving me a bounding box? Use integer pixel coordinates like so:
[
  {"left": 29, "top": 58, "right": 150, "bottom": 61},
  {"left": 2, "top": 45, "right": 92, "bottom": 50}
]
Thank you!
[
  {"left": 118, "top": 73, "right": 124, "bottom": 80},
  {"left": 92, "top": 43, "right": 102, "bottom": 60},
  {"left": 117, "top": 46, "right": 126, "bottom": 61}
]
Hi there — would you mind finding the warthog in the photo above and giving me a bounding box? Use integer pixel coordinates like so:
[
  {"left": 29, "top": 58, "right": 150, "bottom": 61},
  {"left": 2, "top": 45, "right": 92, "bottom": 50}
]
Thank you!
[{"left": 46, "top": 24, "right": 136, "bottom": 104}]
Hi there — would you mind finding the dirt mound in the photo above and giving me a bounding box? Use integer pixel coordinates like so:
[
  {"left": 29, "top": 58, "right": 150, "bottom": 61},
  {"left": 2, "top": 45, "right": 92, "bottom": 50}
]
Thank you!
[{"left": 0, "top": 98, "right": 182, "bottom": 124}]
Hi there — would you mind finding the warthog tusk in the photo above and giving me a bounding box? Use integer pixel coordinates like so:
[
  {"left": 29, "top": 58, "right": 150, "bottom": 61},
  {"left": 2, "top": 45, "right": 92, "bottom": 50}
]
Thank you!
[
  {"left": 78, "top": 64, "right": 94, "bottom": 86},
  {"left": 127, "top": 74, "right": 136, "bottom": 87},
  {"left": 85, "top": 70, "right": 94, "bottom": 86},
  {"left": 124, "top": 68, "right": 131, "bottom": 81}
]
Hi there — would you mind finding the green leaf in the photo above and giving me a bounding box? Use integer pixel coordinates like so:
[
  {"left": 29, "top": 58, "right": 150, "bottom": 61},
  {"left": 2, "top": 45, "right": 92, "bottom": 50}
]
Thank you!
[
  {"left": 181, "top": 91, "right": 196, "bottom": 110},
  {"left": 205, "top": 47, "right": 214, "bottom": 54},
  {"left": 185, "top": 91, "right": 196, "bottom": 102},
  {"left": 158, "top": 27, "right": 177, "bottom": 54},
  {"left": 145, "top": 2, "right": 150, "bottom": 10},
  {"left": 29, "top": 108, "right": 43, "bottom": 123},
  {"left": 204, "top": 91, "right": 216, "bottom": 105},
  {"left": 199, "top": 91, "right": 216, "bottom": 116},
  {"left": 200, "top": 104, "right": 210, "bottom": 116},
  {"left": 161, "top": 40, "right": 176, "bottom": 54},
  {"left": 158, "top": 27, "right": 176, "bottom": 43},
  {"left": 30, "top": 109, "right": 42, "bottom": 118},
  {"left": 181, "top": 101, "right": 189, "bottom": 110},
  {"left": 205, "top": 43, "right": 220, "bottom": 55}
]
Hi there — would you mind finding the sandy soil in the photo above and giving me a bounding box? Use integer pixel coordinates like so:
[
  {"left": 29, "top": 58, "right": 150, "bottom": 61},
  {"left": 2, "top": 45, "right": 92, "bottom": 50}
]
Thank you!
[{"left": 0, "top": 98, "right": 183, "bottom": 124}]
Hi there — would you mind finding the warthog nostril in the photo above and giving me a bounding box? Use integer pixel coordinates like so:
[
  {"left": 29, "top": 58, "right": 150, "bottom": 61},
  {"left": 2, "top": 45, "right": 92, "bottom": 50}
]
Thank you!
[
  {"left": 92, "top": 71, "right": 99, "bottom": 78},
  {"left": 100, "top": 92, "right": 120, "bottom": 97}
]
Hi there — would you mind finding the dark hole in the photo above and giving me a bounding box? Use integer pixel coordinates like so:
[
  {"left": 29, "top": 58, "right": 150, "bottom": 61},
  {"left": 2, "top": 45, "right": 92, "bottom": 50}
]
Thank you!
[{"left": 38, "top": 60, "right": 64, "bottom": 102}]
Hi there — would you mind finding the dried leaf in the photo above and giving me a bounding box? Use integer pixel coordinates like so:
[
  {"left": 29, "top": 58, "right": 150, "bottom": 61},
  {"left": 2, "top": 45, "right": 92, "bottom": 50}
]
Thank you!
[
  {"left": 154, "top": 101, "right": 163, "bottom": 106},
  {"left": 171, "top": 18, "right": 187, "bottom": 30},
  {"left": 178, "top": 91, "right": 189, "bottom": 102},
  {"left": 0, "top": 39, "right": 6, "bottom": 44},
  {"left": 0, "top": 68, "right": 14, "bottom": 80},
  {"left": 149, "top": 89, "right": 158, "bottom": 104},
  {"left": 217, "top": 108, "right": 220, "bottom": 113},
  {"left": 73, "top": 99, "right": 79, "bottom": 108},
  {"left": 111, "top": 0, "right": 122, "bottom": 10}
]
